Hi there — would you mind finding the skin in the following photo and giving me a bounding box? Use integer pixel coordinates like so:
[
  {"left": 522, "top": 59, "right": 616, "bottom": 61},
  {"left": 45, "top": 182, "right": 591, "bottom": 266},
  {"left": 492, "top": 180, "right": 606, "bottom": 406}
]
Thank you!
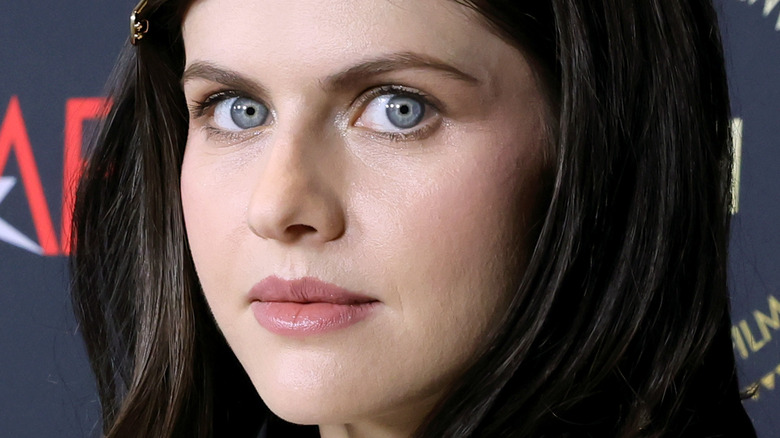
[{"left": 180, "top": 0, "right": 550, "bottom": 436}]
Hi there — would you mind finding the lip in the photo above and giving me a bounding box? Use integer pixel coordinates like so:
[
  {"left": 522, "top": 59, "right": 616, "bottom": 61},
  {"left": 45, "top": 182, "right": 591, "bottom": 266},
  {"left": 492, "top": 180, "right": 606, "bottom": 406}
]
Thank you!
[{"left": 248, "top": 276, "right": 379, "bottom": 336}]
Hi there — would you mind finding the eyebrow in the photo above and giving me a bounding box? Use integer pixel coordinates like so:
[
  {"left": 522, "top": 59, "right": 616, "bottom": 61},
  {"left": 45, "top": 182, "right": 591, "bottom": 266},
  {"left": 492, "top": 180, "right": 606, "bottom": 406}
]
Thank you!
[
  {"left": 182, "top": 61, "right": 268, "bottom": 96},
  {"left": 323, "top": 52, "right": 480, "bottom": 90},
  {"left": 181, "top": 51, "right": 480, "bottom": 93}
]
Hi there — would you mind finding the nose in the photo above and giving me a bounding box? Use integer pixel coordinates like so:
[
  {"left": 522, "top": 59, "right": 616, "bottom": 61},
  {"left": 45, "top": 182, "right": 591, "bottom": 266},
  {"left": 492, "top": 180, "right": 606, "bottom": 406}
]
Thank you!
[{"left": 247, "top": 129, "right": 346, "bottom": 244}]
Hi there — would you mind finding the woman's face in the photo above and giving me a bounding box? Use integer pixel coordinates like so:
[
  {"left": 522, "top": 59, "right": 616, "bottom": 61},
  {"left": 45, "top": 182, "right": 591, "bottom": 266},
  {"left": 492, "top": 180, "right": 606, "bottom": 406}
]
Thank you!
[{"left": 181, "top": 0, "right": 549, "bottom": 434}]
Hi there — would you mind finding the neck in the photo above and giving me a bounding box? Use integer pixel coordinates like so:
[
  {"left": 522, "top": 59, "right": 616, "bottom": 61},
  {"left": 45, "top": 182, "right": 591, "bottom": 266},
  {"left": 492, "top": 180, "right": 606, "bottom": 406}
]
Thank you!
[
  {"left": 318, "top": 416, "right": 424, "bottom": 438},
  {"left": 317, "top": 395, "right": 439, "bottom": 438}
]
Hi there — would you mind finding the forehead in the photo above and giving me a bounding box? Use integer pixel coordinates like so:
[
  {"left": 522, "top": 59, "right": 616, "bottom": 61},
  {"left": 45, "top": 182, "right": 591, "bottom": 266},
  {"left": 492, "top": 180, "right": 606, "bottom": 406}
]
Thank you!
[{"left": 181, "top": 0, "right": 509, "bottom": 80}]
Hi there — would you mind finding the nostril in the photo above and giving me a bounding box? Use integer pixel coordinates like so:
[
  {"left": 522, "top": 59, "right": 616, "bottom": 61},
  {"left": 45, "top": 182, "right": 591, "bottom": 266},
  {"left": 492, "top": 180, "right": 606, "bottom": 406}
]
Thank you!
[{"left": 286, "top": 224, "right": 317, "bottom": 235}]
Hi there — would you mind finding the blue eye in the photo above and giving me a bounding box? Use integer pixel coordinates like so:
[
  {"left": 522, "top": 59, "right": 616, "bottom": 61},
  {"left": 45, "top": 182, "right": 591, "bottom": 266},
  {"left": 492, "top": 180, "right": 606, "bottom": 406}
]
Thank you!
[
  {"left": 213, "top": 96, "right": 269, "bottom": 131},
  {"left": 355, "top": 93, "right": 429, "bottom": 134},
  {"left": 385, "top": 95, "right": 424, "bottom": 129}
]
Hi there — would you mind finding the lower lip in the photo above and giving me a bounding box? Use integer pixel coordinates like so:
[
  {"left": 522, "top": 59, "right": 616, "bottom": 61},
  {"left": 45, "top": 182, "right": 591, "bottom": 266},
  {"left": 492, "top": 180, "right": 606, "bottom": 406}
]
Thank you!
[{"left": 250, "top": 301, "right": 378, "bottom": 336}]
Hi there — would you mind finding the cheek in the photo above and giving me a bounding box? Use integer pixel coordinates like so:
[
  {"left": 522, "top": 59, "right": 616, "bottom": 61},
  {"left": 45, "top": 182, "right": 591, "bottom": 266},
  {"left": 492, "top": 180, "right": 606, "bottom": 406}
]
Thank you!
[
  {"left": 179, "top": 141, "right": 251, "bottom": 303},
  {"left": 350, "top": 124, "right": 545, "bottom": 371},
  {"left": 362, "top": 124, "right": 543, "bottom": 284}
]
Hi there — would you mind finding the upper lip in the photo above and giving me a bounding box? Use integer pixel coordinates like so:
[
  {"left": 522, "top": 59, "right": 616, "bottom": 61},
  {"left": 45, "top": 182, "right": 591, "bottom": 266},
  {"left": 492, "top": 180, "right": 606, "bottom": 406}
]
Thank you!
[{"left": 248, "top": 276, "right": 378, "bottom": 304}]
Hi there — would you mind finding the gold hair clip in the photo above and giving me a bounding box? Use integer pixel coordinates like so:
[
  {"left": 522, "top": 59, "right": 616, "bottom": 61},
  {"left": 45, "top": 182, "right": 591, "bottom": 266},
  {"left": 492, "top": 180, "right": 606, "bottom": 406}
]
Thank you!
[{"left": 130, "top": 0, "right": 150, "bottom": 45}]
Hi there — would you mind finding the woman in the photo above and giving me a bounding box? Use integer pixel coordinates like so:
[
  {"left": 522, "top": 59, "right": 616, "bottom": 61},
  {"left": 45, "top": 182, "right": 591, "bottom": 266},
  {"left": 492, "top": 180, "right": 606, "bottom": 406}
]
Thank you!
[{"left": 71, "top": 0, "right": 757, "bottom": 436}]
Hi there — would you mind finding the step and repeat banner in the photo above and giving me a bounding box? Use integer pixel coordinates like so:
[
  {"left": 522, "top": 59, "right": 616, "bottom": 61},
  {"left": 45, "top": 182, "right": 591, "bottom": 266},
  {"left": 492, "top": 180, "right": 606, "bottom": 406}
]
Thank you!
[{"left": 1, "top": 1, "right": 778, "bottom": 436}]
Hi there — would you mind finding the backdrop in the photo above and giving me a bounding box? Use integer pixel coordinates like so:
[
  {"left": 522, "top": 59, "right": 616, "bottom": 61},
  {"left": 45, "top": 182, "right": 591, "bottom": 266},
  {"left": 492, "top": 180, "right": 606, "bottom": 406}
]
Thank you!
[{"left": 1, "top": 1, "right": 778, "bottom": 436}]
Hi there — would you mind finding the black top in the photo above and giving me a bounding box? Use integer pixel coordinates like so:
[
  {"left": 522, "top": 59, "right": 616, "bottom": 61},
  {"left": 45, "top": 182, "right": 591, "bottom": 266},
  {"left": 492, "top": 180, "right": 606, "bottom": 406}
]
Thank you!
[{"left": 257, "top": 416, "right": 319, "bottom": 438}]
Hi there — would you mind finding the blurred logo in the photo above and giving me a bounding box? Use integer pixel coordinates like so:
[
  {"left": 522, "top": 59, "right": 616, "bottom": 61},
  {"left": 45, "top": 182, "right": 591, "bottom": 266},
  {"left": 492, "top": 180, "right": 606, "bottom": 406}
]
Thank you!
[
  {"left": 738, "top": 0, "right": 780, "bottom": 30},
  {"left": 0, "top": 96, "right": 109, "bottom": 256},
  {"left": 0, "top": 176, "right": 42, "bottom": 254}
]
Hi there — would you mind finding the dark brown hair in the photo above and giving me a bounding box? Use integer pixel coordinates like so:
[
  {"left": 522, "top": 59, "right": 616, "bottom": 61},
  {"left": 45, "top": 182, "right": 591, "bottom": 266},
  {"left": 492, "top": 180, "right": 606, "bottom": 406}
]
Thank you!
[{"left": 71, "top": 1, "right": 755, "bottom": 436}]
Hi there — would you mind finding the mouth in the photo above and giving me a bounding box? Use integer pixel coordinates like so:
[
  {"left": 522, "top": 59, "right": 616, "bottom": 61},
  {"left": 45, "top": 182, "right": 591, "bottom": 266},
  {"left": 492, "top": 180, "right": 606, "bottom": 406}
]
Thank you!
[{"left": 248, "top": 276, "right": 380, "bottom": 336}]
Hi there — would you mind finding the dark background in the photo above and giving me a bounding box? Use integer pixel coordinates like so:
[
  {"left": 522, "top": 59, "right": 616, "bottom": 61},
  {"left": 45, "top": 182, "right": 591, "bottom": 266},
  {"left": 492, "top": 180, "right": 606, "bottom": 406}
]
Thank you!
[{"left": 1, "top": 1, "right": 778, "bottom": 436}]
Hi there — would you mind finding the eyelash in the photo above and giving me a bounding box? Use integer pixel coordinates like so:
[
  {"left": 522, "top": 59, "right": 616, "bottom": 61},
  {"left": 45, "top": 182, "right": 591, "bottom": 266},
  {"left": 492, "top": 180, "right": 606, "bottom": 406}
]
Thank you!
[
  {"left": 187, "top": 85, "right": 441, "bottom": 143},
  {"left": 188, "top": 91, "right": 255, "bottom": 142},
  {"left": 351, "top": 85, "right": 440, "bottom": 141}
]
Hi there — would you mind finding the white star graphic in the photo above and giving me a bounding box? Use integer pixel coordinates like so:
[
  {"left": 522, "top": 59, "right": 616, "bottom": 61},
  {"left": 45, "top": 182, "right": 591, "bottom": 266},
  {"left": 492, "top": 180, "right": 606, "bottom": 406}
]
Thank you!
[{"left": 0, "top": 176, "right": 43, "bottom": 255}]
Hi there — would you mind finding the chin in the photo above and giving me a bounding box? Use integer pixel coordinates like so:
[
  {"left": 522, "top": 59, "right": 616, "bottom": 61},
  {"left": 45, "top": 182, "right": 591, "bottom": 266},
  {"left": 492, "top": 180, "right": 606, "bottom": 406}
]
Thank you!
[
  {"left": 245, "top": 365, "right": 359, "bottom": 426},
  {"left": 259, "top": 387, "right": 354, "bottom": 426}
]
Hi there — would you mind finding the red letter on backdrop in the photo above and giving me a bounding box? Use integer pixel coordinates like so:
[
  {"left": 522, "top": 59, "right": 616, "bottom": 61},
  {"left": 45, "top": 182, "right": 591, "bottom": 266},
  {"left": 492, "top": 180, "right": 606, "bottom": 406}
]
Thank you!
[
  {"left": 61, "top": 97, "right": 111, "bottom": 255},
  {"left": 0, "top": 96, "right": 59, "bottom": 255}
]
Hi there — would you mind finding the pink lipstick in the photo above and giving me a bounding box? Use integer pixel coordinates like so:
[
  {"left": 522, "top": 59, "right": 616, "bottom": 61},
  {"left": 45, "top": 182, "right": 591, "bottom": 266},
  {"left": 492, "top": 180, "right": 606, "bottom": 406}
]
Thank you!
[{"left": 248, "top": 276, "right": 379, "bottom": 336}]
